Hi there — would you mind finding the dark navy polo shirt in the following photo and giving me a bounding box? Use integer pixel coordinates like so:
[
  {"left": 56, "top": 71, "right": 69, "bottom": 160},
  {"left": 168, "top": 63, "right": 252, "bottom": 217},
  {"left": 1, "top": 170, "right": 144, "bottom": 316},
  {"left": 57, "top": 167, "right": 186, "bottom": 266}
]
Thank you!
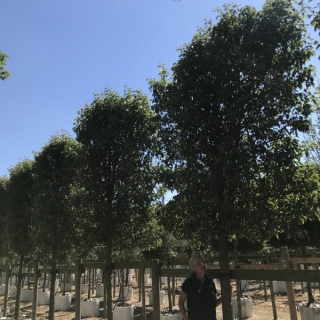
[{"left": 181, "top": 273, "right": 217, "bottom": 320}]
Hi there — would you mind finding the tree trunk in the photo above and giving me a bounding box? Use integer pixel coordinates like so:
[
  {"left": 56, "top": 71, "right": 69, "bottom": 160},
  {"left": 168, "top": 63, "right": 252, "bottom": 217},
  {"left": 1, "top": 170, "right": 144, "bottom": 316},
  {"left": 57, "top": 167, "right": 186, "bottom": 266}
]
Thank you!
[
  {"left": 105, "top": 238, "right": 113, "bottom": 320},
  {"left": 219, "top": 235, "right": 233, "bottom": 320},
  {"left": 234, "top": 240, "right": 243, "bottom": 320},
  {"left": 48, "top": 261, "right": 57, "bottom": 320},
  {"left": 14, "top": 255, "right": 24, "bottom": 319},
  {"left": 167, "top": 277, "right": 172, "bottom": 312},
  {"left": 302, "top": 246, "right": 314, "bottom": 304},
  {"left": 88, "top": 268, "right": 91, "bottom": 299}
]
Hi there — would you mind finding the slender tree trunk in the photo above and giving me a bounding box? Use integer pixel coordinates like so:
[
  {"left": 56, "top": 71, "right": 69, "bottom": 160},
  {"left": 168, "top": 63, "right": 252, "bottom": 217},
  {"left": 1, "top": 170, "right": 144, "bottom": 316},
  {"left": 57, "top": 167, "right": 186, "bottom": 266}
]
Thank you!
[
  {"left": 105, "top": 238, "right": 113, "bottom": 320},
  {"left": 42, "top": 273, "right": 47, "bottom": 292},
  {"left": 302, "top": 246, "right": 314, "bottom": 304},
  {"left": 88, "top": 269, "right": 91, "bottom": 299},
  {"left": 234, "top": 240, "right": 243, "bottom": 320},
  {"left": 14, "top": 255, "right": 24, "bottom": 319},
  {"left": 48, "top": 261, "right": 57, "bottom": 320},
  {"left": 167, "top": 277, "right": 172, "bottom": 312},
  {"left": 219, "top": 235, "right": 233, "bottom": 320}
]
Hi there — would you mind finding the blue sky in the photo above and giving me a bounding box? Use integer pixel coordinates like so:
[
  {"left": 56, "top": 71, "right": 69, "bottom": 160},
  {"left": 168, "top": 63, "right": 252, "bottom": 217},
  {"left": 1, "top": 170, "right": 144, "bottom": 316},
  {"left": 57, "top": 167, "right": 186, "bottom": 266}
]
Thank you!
[{"left": 0, "top": 0, "right": 318, "bottom": 201}]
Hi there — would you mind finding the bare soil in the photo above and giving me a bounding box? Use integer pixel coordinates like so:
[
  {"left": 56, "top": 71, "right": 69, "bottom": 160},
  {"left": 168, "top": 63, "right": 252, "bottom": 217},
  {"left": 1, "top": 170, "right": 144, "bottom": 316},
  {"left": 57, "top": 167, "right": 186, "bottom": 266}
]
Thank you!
[{"left": 2, "top": 275, "right": 318, "bottom": 319}]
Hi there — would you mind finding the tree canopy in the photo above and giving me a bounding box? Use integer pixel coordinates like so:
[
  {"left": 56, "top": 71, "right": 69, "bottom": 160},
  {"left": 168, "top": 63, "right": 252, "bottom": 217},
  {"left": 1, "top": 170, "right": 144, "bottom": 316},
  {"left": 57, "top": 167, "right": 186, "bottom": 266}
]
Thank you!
[
  {"left": 0, "top": 51, "right": 10, "bottom": 80},
  {"left": 73, "top": 87, "right": 160, "bottom": 319},
  {"left": 149, "top": 0, "right": 318, "bottom": 317},
  {"left": 73, "top": 88, "right": 159, "bottom": 248},
  {"left": 6, "top": 160, "right": 34, "bottom": 258},
  {"left": 31, "top": 133, "right": 84, "bottom": 264}
]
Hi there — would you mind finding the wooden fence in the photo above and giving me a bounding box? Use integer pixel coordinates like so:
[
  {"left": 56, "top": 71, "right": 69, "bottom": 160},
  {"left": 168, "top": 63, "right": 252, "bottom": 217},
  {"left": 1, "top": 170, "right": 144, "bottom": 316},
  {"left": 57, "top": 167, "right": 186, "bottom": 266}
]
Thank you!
[{"left": 1, "top": 247, "right": 320, "bottom": 320}]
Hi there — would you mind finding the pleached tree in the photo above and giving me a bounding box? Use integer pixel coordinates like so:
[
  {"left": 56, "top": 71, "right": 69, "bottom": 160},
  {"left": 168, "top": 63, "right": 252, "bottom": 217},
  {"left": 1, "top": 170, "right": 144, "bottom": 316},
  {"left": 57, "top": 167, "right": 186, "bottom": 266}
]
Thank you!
[
  {"left": 73, "top": 88, "right": 159, "bottom": 319},
  {"left": 32, "top": 133, "right": 85, "bottom": 320},
  {"left": 149, "top": 0, "right": 318, "bottom": 318}
]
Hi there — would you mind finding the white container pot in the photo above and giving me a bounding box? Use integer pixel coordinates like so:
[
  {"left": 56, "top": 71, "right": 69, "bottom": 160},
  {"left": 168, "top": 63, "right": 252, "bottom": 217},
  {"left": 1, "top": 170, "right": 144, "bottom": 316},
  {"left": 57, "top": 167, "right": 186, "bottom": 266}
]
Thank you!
[
  {"left": 120, "top": 287, "right": 133, "bottom": 301},
  {"left": 298, "top": 301, "right": 320, "bottom": 319},
  {"left": 55, "top": 293, "right": 71, "bottom": 311},
  {"left": 81, "top": 283, "right": 88, "bottom": 294},
  {"left": 49, "top": 279, "right": 60, "bottom": 291},
  {"left": 9, "top": 285, "right": 17, "bottom": 297},
  {"left": 129, "top": 269, "right": 134, "bottom": 275},
  {"left": 20, "top": 289, "right": 33, "bottom": 302},
  {"left": 96, "top": 273, "right": 102, "bottom": 281},
  {"left": 272, "top": 281, "right": 287, "bottom": 294},
  {"left": 304, "top": 282, "right": 320, "bottom": 288},
  {"left": 96, "top": 284, "right": 104, "bottom": 297},
  {"left": 232, "top": 296, "right": 253, "bottom": 318},
  {"left": 39, "top": 279, "right": 49, "bottom": 288},
  {"left": 113, "top": 304, "right": 134, "bottom": 320},
  {"left": 81, "top": 299, "right": 100, "bottom": 318},
  {"left": 240, "top": 280, "right": 249, "bottom": 292},
  {"left": 144, "top": 274, "right": 150, "bottom": 284},
  {"left": 127, "top": 274, "right": 132, "bottom": 282},
  {"left": 148, "top": 290, "right": 165, "bottom": 305},
  {"left": 161, "top": 277, "right": 168, "bottom": 285},
  {"left": 60, "top": 282, "right": 72, "bottom": 292},
  {"left": 37, "top": 291, "right": 50, "bottom": 305},
  {"left": 112, "top": 274, "right": 119, "bottom": 286},
  {"left": 0, "top": 284, "right": 5, "bottom": 296},
  {"left": 23, "top": 277, "right": 29, "bottom": 287},
  {"left": 300, "top": 306, "right": 320, "bottom": 319}
]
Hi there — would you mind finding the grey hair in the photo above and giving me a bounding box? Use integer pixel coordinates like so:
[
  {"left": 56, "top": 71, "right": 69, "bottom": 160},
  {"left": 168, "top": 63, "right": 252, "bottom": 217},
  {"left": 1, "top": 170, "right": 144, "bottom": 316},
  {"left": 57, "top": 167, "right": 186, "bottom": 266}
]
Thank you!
[{"left": 189, "top": 254, "right": 204, "bottom": 270}]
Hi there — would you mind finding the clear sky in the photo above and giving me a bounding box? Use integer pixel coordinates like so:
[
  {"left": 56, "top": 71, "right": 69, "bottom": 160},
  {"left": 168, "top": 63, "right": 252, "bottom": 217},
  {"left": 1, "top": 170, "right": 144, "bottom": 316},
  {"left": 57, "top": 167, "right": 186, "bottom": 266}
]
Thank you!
[{"left": 1, "top": 0, "right": 318, "bottom": 202}]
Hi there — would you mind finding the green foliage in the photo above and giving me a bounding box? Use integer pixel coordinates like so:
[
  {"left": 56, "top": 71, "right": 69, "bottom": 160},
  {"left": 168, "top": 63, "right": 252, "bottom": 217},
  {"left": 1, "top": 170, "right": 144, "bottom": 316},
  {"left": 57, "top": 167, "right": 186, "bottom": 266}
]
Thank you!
[
  {"left": 6, "top": 160, "right": 34, "bottom": 257},
  {"left": 149, "top": 0, "right": 317, "bottom": 244},
  {"left": 73, "top": 87, "right": 160, "bottom": 251},
  {"left": 0, "top": 176, "right": 12, "bottom": 261},
  {"left": 142, "top": 228, "right": 188, "bottom": 262},
  {"left": 32, "top": 133, "right": 85, "bottom": 263},
  {"left": 0, "top": 51, "right": 10, "bottom": 80},
  {"left": 269, "top": 163, "right": 320, "bottom": 248}
]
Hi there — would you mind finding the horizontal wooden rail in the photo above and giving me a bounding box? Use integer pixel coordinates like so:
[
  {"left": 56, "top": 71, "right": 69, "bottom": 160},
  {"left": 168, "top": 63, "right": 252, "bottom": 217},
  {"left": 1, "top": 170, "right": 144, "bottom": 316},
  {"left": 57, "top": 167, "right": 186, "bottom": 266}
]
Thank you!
[
  {"left": 40, "top": 268, "right": 76, "bottom": 274},
  {"left": 112, "top": 261, "right": 152, "bottom": 269},
  {"left": 290, "top": 257, "right": 320, "bottom": 264},
  {"left": 231, "top": 269, "right": 320, "bottom": 282},
  {"left": 10, "top": 272, "right": 34, "bottom": 277},
  {"left": 79, "top": 260, "right": 153, "bottom": 270},
  {"left": 161, "top": 268, "right": 320, "bottom": 282},
  {"left": 237, "top": 264, "right": 283, "bottom": 270}
]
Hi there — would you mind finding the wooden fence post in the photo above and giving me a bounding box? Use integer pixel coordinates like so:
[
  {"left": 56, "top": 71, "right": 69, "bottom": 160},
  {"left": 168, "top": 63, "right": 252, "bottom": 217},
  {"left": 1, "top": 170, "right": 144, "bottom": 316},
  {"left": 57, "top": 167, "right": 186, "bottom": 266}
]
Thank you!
[
  {"left": 281, "top": 247, "right": 297, "bottom": 320},
  {"left": 32, "top": 262, "right": 39, "bottom": 320},
  {"left": 151, "top": 259, "right": 160, "bottom": 320},
  {"left": 75, "top": 259, "right": 82, "bottom": 320}
]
